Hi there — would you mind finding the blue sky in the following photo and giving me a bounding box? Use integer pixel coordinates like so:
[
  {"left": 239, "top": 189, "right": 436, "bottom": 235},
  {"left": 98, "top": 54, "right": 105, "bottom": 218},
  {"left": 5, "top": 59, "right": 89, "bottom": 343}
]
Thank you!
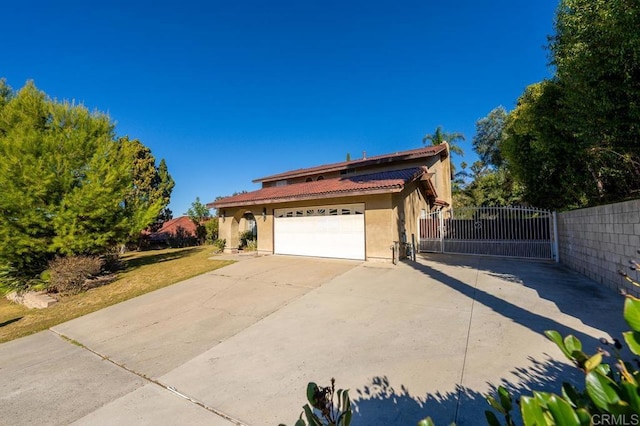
[{"left": 3, "top": 1, "right": 556, "bottom": 216}]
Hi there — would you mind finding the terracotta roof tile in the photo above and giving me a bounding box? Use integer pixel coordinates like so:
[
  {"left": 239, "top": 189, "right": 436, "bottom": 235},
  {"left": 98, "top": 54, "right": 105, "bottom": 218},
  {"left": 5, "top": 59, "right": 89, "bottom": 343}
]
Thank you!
[
  {"left": 150, "top": 216, "right": 197, "bottom": 240},
  {"left": 253, "top": 145, "right": 447, "bottom": 183},
  {"left": 210, "top": 167, "right": 428, "bottom": 208}
]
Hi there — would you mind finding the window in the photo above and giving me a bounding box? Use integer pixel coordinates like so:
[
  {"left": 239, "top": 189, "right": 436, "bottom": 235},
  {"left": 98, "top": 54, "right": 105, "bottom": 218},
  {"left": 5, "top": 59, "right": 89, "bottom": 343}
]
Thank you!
[
  {"left": 316, "top": 176, "right": 324, "bottom": 181},
  {"left": 275, "top": 204, "right": 364, "bottom": 219},
  {"left": 247, "top": 218, "right": 257, "bottom": 236},
  {"left": 340, "top": 168, "right": 356, "bottom": 175},
  {"left": 305, "top": 177, "right": 313, "bottom": 182},
  {"left": 275, "top": 180, "right": 288, "bottom": 187}
]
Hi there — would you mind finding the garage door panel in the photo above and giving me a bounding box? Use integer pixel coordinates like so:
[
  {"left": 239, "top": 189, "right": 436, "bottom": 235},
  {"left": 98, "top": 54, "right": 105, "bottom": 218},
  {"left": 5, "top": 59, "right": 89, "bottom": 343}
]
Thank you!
[{"left": 274, "top": 205, "right": 365, "bottom": 260}]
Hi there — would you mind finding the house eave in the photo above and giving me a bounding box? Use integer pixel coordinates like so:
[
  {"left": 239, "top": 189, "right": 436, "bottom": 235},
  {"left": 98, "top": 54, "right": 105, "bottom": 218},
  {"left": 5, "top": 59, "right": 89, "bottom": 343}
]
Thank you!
[{"left": 210, "top": 187, "right": 404, "bottom": 209}]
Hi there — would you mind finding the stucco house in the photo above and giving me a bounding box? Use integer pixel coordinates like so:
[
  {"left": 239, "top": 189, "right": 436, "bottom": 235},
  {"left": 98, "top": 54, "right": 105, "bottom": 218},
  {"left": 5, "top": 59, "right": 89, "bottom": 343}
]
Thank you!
[{"left": 208, "top": 144, "right": 452, "bottom": 262}]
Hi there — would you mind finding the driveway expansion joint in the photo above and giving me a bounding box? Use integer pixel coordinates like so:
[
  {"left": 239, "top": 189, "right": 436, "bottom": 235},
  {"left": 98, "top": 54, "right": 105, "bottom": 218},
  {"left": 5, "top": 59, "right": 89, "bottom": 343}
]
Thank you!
[
  {"left": 453, "top": 267, "right": 480, "bottom": 423},
  {"left": 48, "top": 328, "right": 247, "bottom": 426}
]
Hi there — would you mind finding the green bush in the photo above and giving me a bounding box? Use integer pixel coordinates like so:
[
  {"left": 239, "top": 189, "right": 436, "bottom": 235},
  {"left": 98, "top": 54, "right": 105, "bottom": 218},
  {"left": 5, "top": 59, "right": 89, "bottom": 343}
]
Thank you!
[
  {"left": 167, "top": 227, "right": 198, "bottom": 248},
  {"left": 48, "top": 255, "right": 104, "bottom": 295},
  {"left": 0, "top": 263, "right": 46, "bottom": 295},
  {"left": 101, "top": 249, "right": 123, "bottom": 273},
  {"left": 239, "top": 230, "right": 255, "bottom": 248},
  {"left": 205, "top": 218, "right": 219, "bottom": 244},
  {"left": 213, "top": 238, "right": 226, "bottom": 253},
  {"left": 246, "top": 239, "right": 258, "bottom": 251}
]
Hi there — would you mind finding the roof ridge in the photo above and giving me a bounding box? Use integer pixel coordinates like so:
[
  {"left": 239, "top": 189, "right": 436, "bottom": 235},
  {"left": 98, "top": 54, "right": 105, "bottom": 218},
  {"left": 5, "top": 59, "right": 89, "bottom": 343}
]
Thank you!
[{"left": 252, "top": 145, "right": 446, "bottom": 183}]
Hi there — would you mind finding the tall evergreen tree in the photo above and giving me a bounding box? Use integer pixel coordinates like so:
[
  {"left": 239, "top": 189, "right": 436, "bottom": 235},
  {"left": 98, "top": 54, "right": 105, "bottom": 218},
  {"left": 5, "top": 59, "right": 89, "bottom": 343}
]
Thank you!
[
  {"left": 0, "top": 80, "right": 165, "bottom": 288},
  {"left": 120, "top": 137, "right": 174, "bottom": 232},
  {"left": 156, "top": 158, "right": 174, "bottom": 226}
]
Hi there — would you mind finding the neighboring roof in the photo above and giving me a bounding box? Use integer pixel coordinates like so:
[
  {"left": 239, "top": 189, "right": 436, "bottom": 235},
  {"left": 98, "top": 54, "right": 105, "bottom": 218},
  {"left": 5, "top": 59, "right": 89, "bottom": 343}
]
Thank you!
[
  {"left": 210, "top": 167, "right": 434, "bottom": 209},
  {"left": 253, "top": 144, "right": 448, "bottom": 183},
  {"left": 149, "top": 216, "right": 197, "bottom": 240}
]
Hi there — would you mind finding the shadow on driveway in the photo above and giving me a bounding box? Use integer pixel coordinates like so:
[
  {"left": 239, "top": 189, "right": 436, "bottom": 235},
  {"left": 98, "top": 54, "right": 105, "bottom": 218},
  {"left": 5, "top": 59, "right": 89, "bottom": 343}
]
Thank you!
[
  {"left": 350, "top": 253, "right": 628, "bottom": 425},
  {"left": 410, "top": 254, "right": 626, "bottom": 353},
  {"left": 353, "top": 356, "right": 582, "bottom": 425}
]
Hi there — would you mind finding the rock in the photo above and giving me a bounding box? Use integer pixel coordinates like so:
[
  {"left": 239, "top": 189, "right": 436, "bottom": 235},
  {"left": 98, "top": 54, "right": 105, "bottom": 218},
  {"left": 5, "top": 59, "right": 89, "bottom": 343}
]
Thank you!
[{"left": 5, "top": 291, "right": 57, "bottom": 309}]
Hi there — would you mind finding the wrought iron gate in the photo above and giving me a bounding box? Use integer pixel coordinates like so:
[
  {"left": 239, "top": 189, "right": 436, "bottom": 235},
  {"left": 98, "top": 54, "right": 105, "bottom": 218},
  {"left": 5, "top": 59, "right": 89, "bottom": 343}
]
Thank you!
[{"left": 419, "top": 206, "right": 558, "bottom": 260}]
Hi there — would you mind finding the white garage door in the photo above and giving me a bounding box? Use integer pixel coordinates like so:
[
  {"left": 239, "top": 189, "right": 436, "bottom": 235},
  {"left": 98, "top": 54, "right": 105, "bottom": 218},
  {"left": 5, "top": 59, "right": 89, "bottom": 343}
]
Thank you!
[{"left": 274, "top": 204, "right": 365, "bottom": 260}]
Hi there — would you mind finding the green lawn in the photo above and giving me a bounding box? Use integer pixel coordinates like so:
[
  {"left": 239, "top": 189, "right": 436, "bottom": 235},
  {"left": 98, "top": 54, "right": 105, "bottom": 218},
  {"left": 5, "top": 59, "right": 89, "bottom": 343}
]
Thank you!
[{"left": 0, "top": 246, "right": 234, "bottom": 343}]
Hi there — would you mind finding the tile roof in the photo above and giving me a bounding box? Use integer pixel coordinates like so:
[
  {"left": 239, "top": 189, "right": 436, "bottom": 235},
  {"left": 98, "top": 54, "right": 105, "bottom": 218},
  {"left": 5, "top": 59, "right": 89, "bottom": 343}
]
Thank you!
[
  {"left": 210, "top": 167, "right": 430, "bottom": 208},
  {"left": 253, "top": 145, "right": 447, "bottom": 183},
  {"left": 149, "top": 216, "right": 197, "bottom": 240}
]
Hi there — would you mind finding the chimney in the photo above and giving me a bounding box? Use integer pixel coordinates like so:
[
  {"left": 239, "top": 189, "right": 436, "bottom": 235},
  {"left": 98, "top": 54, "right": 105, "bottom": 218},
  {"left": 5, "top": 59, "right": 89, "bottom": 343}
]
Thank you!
[{"left": 362, "top": 151, "right": 367, "bottom": 160}]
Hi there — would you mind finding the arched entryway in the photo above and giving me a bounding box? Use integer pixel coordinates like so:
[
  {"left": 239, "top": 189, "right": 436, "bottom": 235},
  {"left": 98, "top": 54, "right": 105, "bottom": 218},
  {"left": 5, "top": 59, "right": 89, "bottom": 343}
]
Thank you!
[{"left": 238, "top": 211, "right": 257, "bottom": 250}]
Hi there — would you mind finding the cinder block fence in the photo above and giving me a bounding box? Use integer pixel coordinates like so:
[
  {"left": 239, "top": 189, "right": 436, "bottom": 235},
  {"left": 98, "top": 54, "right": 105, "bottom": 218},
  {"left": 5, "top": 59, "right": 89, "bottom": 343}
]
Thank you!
[{"left": 557, "top": 199, "right": 640, "bottom": 296}]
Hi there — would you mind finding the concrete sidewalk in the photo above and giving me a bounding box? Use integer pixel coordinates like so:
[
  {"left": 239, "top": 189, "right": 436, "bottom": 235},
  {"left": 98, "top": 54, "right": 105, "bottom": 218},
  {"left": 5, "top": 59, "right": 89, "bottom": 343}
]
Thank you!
[{"left": 0, "top": 254, "right": 627, "bottom": 425}]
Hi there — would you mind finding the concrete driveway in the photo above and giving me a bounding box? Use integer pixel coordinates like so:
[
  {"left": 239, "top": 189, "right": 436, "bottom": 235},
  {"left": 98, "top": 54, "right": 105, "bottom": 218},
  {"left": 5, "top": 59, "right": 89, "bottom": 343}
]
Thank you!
[{"left": 0, "top": 254, "right": 627, "bottom": 425}]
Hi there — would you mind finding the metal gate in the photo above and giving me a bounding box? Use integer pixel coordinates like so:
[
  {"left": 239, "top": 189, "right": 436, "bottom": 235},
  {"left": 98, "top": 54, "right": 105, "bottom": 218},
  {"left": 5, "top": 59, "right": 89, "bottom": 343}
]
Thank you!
[{"left": 419, "top": 206, "right": 558, "bottom": 261}]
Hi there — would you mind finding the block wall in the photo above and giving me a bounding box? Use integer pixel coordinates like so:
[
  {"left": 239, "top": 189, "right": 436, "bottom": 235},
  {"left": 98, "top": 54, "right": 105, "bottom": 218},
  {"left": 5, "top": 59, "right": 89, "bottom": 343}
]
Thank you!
[{"left": 557, "top": 199, "right": 640, "bottom": 296}]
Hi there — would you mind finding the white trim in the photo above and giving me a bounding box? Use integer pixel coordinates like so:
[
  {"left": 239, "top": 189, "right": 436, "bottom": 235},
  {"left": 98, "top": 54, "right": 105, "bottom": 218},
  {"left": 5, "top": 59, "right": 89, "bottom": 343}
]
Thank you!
[{"left": 274, "top": 204, "right": 365, "bottom": 218}]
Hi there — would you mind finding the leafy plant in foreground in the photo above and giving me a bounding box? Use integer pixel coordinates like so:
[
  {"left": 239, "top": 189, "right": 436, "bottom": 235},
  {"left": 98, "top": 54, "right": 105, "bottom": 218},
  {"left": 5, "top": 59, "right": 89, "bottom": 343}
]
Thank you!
[{"left": 281, "top": 379, "right": 352, "bottom": 426}]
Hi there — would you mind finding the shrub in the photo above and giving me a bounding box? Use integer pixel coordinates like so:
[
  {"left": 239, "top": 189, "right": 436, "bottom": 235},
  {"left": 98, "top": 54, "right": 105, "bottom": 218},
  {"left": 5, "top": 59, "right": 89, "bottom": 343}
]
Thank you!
[
  {"left": 246, "top": 239, "right": 258, "bottom": 251},
  {"left": 167, "top": 226, "right": 198, "bottom": 248},
  {"left": 213, "top": 238, "right": 226, "bottom": 253},
  {"left": 48, "top": 255, "right": 104, "bottom": 295},
  {"left": 195, "top": 224, "right": 207, "bottom": 244},
  {"left": 101, "top": 249, "right": 124, "bottom": 273},
  {"left": 239, "top": 230, "right": 255, "bottom": 248},
  {"left": 205, "top": 218, "right": 219, "bottom": 244}
]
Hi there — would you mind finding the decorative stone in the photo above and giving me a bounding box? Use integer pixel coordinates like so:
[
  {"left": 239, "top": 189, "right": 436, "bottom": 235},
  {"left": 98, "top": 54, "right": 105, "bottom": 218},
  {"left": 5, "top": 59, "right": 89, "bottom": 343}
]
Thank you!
[{"left": 5, "top": 291, "right": 57, "bottom": 309}]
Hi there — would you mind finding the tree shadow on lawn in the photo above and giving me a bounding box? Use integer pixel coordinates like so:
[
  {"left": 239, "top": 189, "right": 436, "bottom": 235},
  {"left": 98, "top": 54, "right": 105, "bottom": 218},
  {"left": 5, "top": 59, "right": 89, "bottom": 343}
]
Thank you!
[
  {"left": 0, "top": 317, "right": 22, "bottom": 328},
  {"left": 412, "top": 254, "right": 627, "bottom": 348},
  {"left": 353, "top": 356, "right": 582, "bottom": 425},
  {"left": 122, "top": 248, "right": 199, "bottom": 270}
]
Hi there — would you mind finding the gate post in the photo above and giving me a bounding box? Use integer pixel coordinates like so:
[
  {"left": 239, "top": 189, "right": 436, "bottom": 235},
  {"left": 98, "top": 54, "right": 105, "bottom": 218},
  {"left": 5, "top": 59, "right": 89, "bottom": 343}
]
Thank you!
[
  {"left": 438, "top": 210, "right": 444, "bottom": 253},
  {"left": 417, "top": 216, "right": 421, "bottom": 253},
  {"left": 552, "top": 211, "right": 560, "bottom": 263}
]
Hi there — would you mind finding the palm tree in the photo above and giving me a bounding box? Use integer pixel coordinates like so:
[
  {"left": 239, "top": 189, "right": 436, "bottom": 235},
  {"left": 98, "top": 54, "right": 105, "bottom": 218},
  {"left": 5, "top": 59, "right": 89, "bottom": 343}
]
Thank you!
[
  {"left": 423, "top": 126, "right": 465, "bottom": 175},
  {"left": 422, "top": 126, "right": 465, "bottom": 155}
]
